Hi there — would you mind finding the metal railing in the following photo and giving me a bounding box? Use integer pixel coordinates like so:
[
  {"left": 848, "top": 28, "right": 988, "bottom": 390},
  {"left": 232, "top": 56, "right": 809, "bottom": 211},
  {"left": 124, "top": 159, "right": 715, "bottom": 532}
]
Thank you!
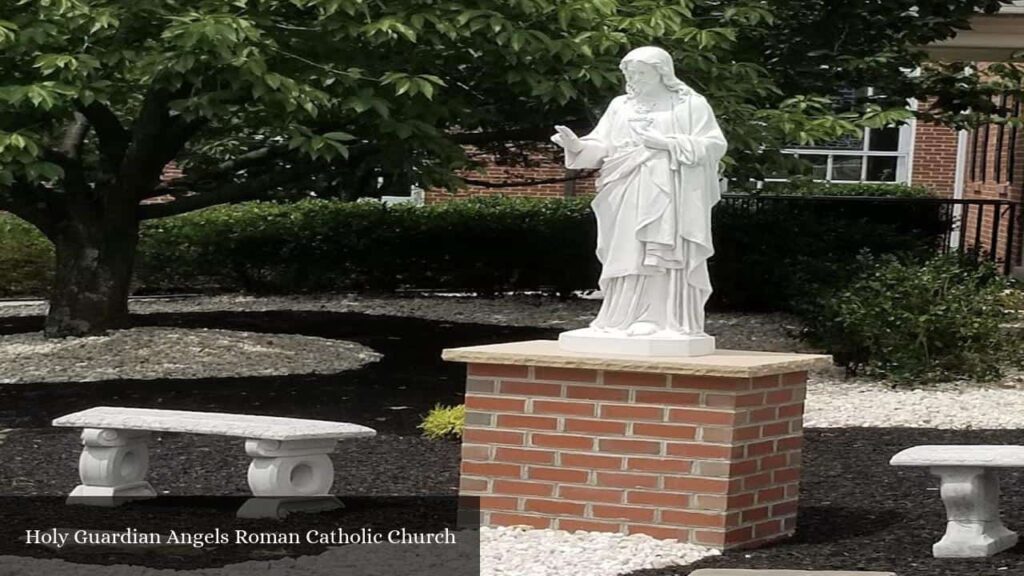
[{"left": 719, "top": 194, "right": 1022, "bottom": 274}]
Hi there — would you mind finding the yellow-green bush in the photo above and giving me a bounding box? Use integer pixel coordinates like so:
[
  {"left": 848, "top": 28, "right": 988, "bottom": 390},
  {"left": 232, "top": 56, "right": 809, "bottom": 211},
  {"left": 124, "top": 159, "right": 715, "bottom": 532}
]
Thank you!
[{"left": 418, "top": 404, "right": 465, "bottom": 440}]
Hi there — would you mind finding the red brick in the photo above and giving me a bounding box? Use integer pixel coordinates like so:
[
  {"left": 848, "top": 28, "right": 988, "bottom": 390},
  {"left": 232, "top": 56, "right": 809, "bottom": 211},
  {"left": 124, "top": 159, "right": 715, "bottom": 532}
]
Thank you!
[
  {"left": 465, "top": 395, "right": 526, "bottom": 413},
  {"left": 468, "top": 364, "right": 529, "bottom": 378},
  {"left": 493, "top": 479, "right": 553, "bottom": 497},
  {"left": 463, "top": 428, "right": 524, "bottom": 445},
  {"left": 774, "top": 468, "right": 801, "bottom": 483},
  {"left": 479, "top": 496, "right": 518, "bottom": 510},
  {"left": 635, "top": 390, "right": 700, "bottom": 405},
  {"left": 626, "top": 457, "right": 692, "bottom": 474},
  {"left": 566, "top": 385, "right": 628, "bottom": 401},
  {"left": 490, "top": 513, "right": 551, "bottom": 529},
  {"left": 694, "top": 530, "right": 727, "bottom": 547},
  {"left": 662, "top": 510, "right": 727, "bottom": 528},
  {"left": 671, "top": 375, "right": 750, "bottom": 391},
  {"left": 755, "top": 520, "right": 784, "bottom": 539},
  {"left": 559, "top": 452, "right": 623, "bottom": 470},
  {"left": 777, "top": 436, "right": 802, "bottom": 451},
  {"left": 667, "top": 408, "right": 735, "bottom": 425},
  {"left": 501, "top": 381, "right": 562, "bottom": 397},
  {"left": 596, "top": 471, "right": 659, "bottom": 488},
  {"left": 598, "top": 438, "right": 662, "bottom": 455},
  {"left": 524, "top": 499, "right": 586, "bottom": 515},
  {"left": 558, "top": 519, "right": 620, "bottom": 533},
  {"left": 741, "top": 506, "right": 771, "bottom": 524},
  {"left": 664, "top": 477, "right": 729, "bottom": 493},
  {"left": 531, "top": 433, "right": 593, "bottom": 450},
  {"left": 633, "top": 423, "right": 697, "bottom": 439},
  {"left": 725, "top": 526, "right": 754, "bottom": 545},
  {"left": 665, "top": 443, "right": 732, "bottom": 459},
  {"left": 592, "top": 505, "right": 655, "bottom": 522},
  {"left": 765, "top": 389, "right": 794, "bottom": 404},
  {"left": 748, "top": 407, "right": 778, "bottom": 423},
  {"left": 495, "top": 447, "right": 555, "bottom": 465},
  {"left": 532, "top": 400, "right": 595, "bottom": 417},
  {"left": 778, "top": 403, "right": 804, "bottom": 418},
  {"left": 772, "top": 500, "right": 799, "bottom": 517},
  {"left": 600, "top": 404, "right": 665, "bottom": 420},
  {"left": 730, "top": 459, "right": 758, "bottom": 475},
  {"left": 700, "top": 427, "right": 734, "bottom": 443},
  {"left": 559, "top": 485, "right": 624, "bottom": 503},
  {"left": 462, "top": 461, "right": 522, "bottom": 478},
  {"left": 604, "top": 371, "right": 667, "bottom": 387},
  {"left": 751, "top": 375, "right": 781, "bottom": 389},
  {"left": 627, "top": 525, "right": 692, "bottom": 540},
  {"left": 760, "top": 454, "right": 788, "bottom": 471},
  {"left": 732, "top": 426, "right": 762, "bottom": 441},
  {"left": 565, "top": 418, "right": 627, "bottom": 435},
  {"left": 496, "top": 414, "right": 558, "bottom": 430},
  {"left": 781, "top": 371, "right": 808, "bottom": 386},
  {"left": 527, "top": 466, "right": 589, "bottom": 483},
  {"left": 743, "top": 472, "right": 773, "bottom": 490},
  {"left": 727, "top": 493, "right": 757, "bottom": 508},
  {"left": 761, "top": 422, "right": 790, "bottom": 434},
  {"left": 735, "top": 393, "right": 766, "bottom": 407},
  {"left": 534, "top": 367, "right": 597, "bottom": 382},
  {"left": 626, "top": 490, "right": 690, "bottom": 507}
]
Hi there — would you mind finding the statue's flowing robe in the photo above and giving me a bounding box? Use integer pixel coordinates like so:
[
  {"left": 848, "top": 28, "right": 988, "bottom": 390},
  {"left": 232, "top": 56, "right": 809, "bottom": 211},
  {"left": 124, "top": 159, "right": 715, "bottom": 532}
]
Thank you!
[{"left": 565, "top": 93, "right": 727, "bottom": 334}]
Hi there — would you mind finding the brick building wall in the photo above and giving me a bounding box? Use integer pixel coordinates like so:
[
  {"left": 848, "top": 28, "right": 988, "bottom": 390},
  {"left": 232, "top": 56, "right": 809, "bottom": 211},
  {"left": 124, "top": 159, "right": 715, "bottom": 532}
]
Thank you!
[
  {"left": 960, "top": 99, "right": 1024, "bottom": 269},
  {"left": 911, "top": 116, "right": 960, "bottom": 197}
]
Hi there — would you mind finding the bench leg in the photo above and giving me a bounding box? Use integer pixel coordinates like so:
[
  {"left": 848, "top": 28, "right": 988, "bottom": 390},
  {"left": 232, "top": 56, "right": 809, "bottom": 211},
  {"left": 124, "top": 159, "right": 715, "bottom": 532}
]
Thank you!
[
  {"left": 931, "top": 466, "right": 1018, "bottom": 558},
  {"left": 67, "top": 429, "right": 157, "bottom": 506},
  {"left": 239, "top": 438, "right": 341, "bottom": 518}
]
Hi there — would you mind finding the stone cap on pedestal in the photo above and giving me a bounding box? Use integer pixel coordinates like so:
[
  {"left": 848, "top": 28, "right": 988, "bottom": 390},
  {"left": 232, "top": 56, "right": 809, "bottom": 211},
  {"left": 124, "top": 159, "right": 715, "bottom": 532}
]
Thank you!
[{"left": 442, "top": 340, "right": 831, "bottom": 378}]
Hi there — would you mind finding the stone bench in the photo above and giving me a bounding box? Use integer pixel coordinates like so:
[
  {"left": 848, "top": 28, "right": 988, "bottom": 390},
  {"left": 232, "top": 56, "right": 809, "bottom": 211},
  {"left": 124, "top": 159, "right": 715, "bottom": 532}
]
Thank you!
[
  {"left": 890, "top": 445, "right": 1023, "bottom": 557},
  {"left": 52, "top": 406, "right": 376, "bottom": 518}
]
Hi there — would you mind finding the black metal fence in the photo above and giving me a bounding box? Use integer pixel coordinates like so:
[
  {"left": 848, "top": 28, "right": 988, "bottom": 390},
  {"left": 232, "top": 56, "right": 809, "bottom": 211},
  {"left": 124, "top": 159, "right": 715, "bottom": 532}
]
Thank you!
[{"left": 718, "top": 194, "right": 1022, "bottom": 275}]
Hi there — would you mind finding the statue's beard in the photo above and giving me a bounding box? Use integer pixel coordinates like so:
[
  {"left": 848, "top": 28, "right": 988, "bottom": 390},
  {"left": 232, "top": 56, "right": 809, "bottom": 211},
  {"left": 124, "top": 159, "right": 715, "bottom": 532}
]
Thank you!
[{"left": 627, "top": 81, "right": 659, "bottom": 97}]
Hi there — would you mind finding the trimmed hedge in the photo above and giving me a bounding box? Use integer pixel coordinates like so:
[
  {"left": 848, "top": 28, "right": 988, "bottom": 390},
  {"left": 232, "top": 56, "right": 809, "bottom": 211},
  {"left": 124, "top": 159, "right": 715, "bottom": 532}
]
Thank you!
[
  {"left": 755, "top": 181, "right": 932, "bottom": 198},
  {"left": 0, "top": 194, "right": 951, "bottom": 313}
]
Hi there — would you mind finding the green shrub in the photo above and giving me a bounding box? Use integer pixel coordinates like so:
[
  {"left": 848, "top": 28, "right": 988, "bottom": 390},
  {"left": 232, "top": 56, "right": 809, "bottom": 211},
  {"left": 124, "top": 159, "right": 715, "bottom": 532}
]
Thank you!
[
  {"left": 0, "top": 214, "right": 52, "bottom": 297},
  {"left": 1, "top": 195, "right": 952, "bottom": 313},
  {"left": 418, "top": 404, "right": 465, "bottom": 440},
  {"left": 803, "top": 254, "right": 1023, "bottom": 383},
  {"left": 755, "top": 181, "right": 932, "bottom": 198}
]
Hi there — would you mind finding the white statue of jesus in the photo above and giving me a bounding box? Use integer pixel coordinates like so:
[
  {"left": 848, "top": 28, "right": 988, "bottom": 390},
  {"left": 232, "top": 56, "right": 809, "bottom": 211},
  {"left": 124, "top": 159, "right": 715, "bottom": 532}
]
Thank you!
[{"left": 551, "top": 46, "right": 727, "bottom": 356}]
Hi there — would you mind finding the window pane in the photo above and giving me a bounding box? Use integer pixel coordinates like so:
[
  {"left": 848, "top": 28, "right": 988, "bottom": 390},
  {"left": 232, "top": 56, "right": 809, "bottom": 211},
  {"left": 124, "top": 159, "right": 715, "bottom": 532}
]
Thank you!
[
  {"left": 831, "top": 156, "right": 864, "bottom": 181},
  {"left": 866, "top": 156, "right": 898, "bottom": 181},
  {"left": 799, "top": 154, "right": 828, "bottom": 180},
  {"left": 868, "top": 127, "right": 900, "bottom": 152}
]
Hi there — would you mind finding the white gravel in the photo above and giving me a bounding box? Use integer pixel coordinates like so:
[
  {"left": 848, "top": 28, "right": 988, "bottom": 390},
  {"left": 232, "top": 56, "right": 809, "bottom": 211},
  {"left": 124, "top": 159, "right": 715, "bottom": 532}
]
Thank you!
[
  {"left": 481, "top": 526, "right": 717, "bottom": 576},
  {"left": 0, "top": 327, "right": 381, "bottom": 384}
]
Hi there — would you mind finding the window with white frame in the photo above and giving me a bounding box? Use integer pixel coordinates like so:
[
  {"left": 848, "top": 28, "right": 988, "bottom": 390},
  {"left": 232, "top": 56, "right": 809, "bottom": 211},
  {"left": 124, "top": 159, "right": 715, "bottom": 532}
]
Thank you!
[{"left": 777, "top": 88, "right": 914, "bottom": 183}]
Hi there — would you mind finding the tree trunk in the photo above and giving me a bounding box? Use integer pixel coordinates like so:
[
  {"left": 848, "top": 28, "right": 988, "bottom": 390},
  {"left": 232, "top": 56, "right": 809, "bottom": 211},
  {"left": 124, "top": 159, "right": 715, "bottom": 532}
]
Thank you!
[{"left": 44, "top": 211, "right": 139, "bottom": 338}]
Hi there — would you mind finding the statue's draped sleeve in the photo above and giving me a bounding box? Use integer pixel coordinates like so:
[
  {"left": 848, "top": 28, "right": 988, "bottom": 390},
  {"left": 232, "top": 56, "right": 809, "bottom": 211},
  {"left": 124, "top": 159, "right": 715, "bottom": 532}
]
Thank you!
[
  {"left": 563, "top": 97, "right": 623, "bottom": 169},
  {"left": 666, "top": 96, "right": 727, "bottom": 168}
]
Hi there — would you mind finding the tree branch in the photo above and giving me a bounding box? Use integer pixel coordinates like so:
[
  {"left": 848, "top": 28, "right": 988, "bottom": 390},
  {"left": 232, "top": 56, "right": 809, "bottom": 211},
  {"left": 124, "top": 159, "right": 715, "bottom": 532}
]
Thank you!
[
  {"left": 60, "top": 112, "right": 90, "bottom": 160},
  {"left": 460, "top": 170, "right": 595, "bottom": 189},
  {"left": 76, "top": 100, "right": 129, "bottom": 167},
  {"left": 137, "top": 163, "right": 316, "bottom": 220}
]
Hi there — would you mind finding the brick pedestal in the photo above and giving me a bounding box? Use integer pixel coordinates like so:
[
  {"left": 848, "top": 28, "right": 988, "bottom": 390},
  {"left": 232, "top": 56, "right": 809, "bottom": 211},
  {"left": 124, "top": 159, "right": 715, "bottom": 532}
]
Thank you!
[{"left": 442, "top": 340, "right": 831, "bottom": 550}]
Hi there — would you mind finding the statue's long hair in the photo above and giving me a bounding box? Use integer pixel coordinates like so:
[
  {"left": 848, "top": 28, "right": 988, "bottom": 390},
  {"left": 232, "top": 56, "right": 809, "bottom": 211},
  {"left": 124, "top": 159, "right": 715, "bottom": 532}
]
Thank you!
[{"left": 620, "top": 46, "right": 693, "bottom": 100}]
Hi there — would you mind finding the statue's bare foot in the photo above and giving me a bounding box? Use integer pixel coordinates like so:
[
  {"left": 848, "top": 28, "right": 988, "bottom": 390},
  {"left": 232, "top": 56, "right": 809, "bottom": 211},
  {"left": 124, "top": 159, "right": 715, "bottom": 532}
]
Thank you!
[{"left": 625, "top": 322, "right": 659, "bottom": 336}]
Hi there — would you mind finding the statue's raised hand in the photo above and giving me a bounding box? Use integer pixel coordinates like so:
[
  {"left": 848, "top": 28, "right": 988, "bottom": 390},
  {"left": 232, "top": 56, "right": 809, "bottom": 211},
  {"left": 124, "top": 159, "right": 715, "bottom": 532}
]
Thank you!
[{"left": 551, "top": 125, "right": 584, "bottom": 153}]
